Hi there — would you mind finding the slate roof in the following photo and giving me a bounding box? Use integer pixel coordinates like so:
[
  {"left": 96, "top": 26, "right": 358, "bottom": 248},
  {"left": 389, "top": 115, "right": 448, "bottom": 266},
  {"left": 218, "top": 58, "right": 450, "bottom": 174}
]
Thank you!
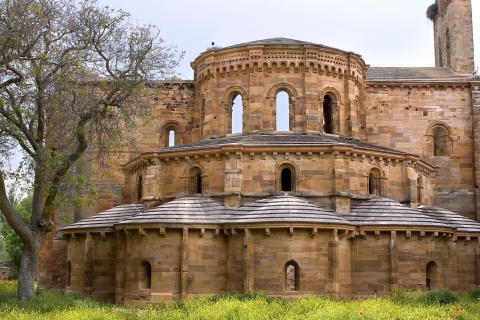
[
  {"left": 366, "top": 67, "right": 471, "bottom": 83},
  {"left": 155, "top": 133, "right": 410, "bottom": 156},
  {"left": 62, "top": 196, "right": 480, "bottom": 234},
  {"left": 341, "top": 198, "right": 454, "bottom": 229},
  {"left": 118, "top": 197, "right": 226, "bottom": 225},
  {"left": 61, "top": 203, "right": 143, "bottom": 231},
  {"left": 418, "top": 205, "right": 480, "bottom": 233},
  {"left": 229, "top": 195, "right": 353, "bottom": 226}
]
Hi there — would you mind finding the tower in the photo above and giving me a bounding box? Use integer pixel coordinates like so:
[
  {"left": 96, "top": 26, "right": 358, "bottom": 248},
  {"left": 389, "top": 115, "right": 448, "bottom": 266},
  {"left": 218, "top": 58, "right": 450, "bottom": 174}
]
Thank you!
[{"left": 429, "top": 0, "right": 475, "bottom": 74}]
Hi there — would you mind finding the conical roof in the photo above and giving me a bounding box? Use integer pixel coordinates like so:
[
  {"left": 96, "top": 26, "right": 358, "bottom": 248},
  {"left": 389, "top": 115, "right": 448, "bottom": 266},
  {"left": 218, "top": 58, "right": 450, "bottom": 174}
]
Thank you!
[
  {"left": 118, "top": 196, "right": 226, "bottom": 225},
  {"left": 418, "top": 205, "right": 480, "bottom": 233},
  {"left": 230, "top": 194, "right": 352, "bottom": 226},
  {"left": 342, "top": 198, "right": 454, "bottom": 229},
  {"left": 61, "top": 203, "right": 143, "bottom": 231}
]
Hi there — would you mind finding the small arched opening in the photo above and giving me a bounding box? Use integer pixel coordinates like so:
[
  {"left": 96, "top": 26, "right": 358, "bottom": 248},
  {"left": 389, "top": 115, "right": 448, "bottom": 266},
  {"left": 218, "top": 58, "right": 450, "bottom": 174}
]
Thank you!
[
  {"left": 168, "top": 130, "right": 175, "bottom": 147},
  {"left": 285, "top": 260, "right": 300, "bottom": 291},
  {"left": 232, "top": 94, "right": 243, "bottom": 133},
  {"left": 426, "top": 261, "right": 437, "bottom": 291},
  {"left": 278, "top": 164, "right": 296, "bottom": 193},
  {"left": 137, "top": 175, "right": 143, "bottom": 201},
  {"left": 368, "top": 168, "right": 382, "bottom": 196},
  {"left": 276, "top": 91, "right": 290, "bottom": 131},
  {"left": 323, "top": 94, "right": 334, "bottom": 134},
  {"left": 139, "top": 260, "right": 152, "bottom": 289},
  {"left": 432, "top": 126, "right": 450, "bottom": 156},
  {"left": 188, "top": 167, "right": 203, "bottom": 195},
  {"left": 161, "top": 122, "right": 181, "bottom": 148}
]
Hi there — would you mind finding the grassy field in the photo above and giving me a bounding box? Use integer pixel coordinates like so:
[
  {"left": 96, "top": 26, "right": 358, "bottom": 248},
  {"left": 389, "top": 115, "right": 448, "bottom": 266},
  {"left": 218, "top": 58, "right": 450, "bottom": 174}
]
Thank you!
[{"left": 1, "top": 280, "right": 480, "bottom": 319}]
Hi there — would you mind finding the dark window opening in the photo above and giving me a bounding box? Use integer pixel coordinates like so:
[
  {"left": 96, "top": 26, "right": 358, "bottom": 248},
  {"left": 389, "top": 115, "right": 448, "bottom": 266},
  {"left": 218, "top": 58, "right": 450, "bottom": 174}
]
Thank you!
[
  {"left": 417, "top": 177, "right": 423, "bottom": 204},
  {"left": 426, "top": 261, "right": 437, "bottom": 291},
  {"left": 196, "top": 174, "right": 202, "bottom": 194},
  {"left": 433, "top": 126, "right": 449, "bottom": 156},
  {"left": 368, "top": 169, "right": 381, "bottom": 196},
  {"left": 281, "top": 168, "right": 292, "bottom": 192},
  {"left": 139, "top": 260, "right": 152, "bottom": 289},
  {"left": 66, "top": 261, "right": 71, "bottom": 286},
  {"left": 137, "top": 175, "right": 143, "bottom": 201},
  {"left": 323, "top": 95, "right": 334, "bottom": 134}
]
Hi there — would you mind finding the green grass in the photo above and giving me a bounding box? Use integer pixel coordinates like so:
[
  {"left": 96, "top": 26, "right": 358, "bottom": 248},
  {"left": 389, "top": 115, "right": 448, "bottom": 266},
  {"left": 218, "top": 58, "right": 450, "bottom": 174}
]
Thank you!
[{"left": 1, "top": 280, "right": 480, "bottom": 319}]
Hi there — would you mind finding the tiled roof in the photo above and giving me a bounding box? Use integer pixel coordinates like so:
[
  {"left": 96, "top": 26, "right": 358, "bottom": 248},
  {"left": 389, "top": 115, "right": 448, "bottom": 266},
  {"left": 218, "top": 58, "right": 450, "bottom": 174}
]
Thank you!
[
  {"left": 419, "top": 205, "right": 480, "bottom": 233},
  {"left": 118, "top": 197, "right": 226, "bottom": 225},
  {"left": 229, "top": 195, "right": 353, "bottom": 226},
  {"left": 62, "top": 197, "right": 480, "bottom": 234},
  {"left": 156, "top": 133, "right": 409, "bottom": 156},
  {"left": 366, "top": 67, "right": 471, "bottom": 82},
  {"left": 342, "top": 198, "right": 454, "bottom": 229},
  {"left": 61, "top": 203, "right": 143, "bottom": 231}
]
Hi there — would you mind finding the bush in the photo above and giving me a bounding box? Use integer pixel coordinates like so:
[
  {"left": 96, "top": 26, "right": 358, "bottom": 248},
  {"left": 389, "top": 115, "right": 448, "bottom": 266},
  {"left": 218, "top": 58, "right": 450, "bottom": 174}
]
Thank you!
[
  {"left": 465, "top": 286, "right": 480, "bottom": 301},
  {"left": 421, "top": 289, "right": 458, "bottom": 305}
]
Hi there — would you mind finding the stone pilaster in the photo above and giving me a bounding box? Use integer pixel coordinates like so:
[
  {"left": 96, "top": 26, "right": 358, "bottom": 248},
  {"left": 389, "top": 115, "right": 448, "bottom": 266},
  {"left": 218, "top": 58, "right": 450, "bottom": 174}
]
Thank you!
[
  {"left": 180, "top": 227, "right": 189, "bottom": 298},
  {"left": 389, "top": 231, "right": 398, "bottom": 292},
  {"left": 243, "top": 229, "right": 254, "bottom": 293},
  {"left": 471, "top": 81, "right": 480, "bottom": 221},
  {"left": 328, "top": 229, "right": 339, "bottom": 294}
]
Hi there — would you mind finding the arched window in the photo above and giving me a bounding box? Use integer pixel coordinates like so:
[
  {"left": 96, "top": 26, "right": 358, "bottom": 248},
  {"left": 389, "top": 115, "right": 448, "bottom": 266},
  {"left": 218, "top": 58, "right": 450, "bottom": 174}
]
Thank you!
[
  {"left": 137, "top": 175, "right": 143, "bottom": 201},
  {"left": 139, "top": 260, "right": 152, "bottom": 289},
  {"left": 323, "top": 94, "right": 334, "bottom": 134},
  {"left": 276, "top": 91, "right": 289, "bottom": 131},
  {"left": 432, "top": 126, "right": 449, "bottom": 156},
  {"left": 281, "top": 168, "right": 292, "bottom": 192},
  {"left": 445, "top": 28, "right": 451, "bottom": 66},
  {"left": 66, "top": 261, "right": 72, "bottom": 287},
  {"left": 426, "top": 261, "right": 437, "bottom": 291},
  {"left": 188, "top": 167, "right": 203, "bottom": 195},
  {"left": 161, "top": 122, "right": 181, "bottom": 149},
  {"left": 285, "top": 260, "right": 299, "bottom": 291},
  {"left": 368, "top": 168, "right": 382, "bottom": 196},
  {"left": 168, "top": 130, "right": 175, "bottom": 147},
  {"left": 278, "top": 164, "right": 296, "bottom": 193},
  {"left": 232, "top": 94, "right": 243, "bottom": 133},
  {"left": 417, "top": 176, "right": 423, "bottom": 204}
]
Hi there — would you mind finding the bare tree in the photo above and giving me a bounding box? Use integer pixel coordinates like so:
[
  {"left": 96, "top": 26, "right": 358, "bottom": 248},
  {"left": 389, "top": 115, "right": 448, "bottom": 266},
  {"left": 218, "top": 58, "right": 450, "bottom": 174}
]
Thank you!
[{"left": 0, "top": 0, "right": 182, "bottom": 300}]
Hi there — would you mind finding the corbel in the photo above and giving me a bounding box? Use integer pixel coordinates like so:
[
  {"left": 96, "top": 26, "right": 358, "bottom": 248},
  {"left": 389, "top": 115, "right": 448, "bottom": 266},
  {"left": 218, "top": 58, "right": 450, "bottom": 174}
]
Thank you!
[
  {"left": 164, "top": 158, "right": 170, "bottom": 165},
  {"left": 199, "top": 228, "right": 205, "bottom": 238},
  {"left": 225, "top": 152, "right": 231, "bottom": 159},
  {"left": 273, "top": 152, "right": 278, "bottom": 160},
  {"left": 159, "top": 227, "right": 166, "bottom": 237},
  {"left": 418, "top": 231, "right": 425, "bottom": 240},
  {"left": 194, "top": 155, "right": 199, "bottom": 161},
  {"left": 262, "top": 152, "right": 267, "bottom": 160},
  {"left": 215, "top": 153, "right": 221, "bottom": 161},
  {"left": 231, "top": 228, "right": 236, "bottom": 236},
  {"left": 406, "top": 231, "right": 411, "bottom": 239},
  {"left": 344, "top": 152, "right": 350, "bottom": 160},
  {"left": 265, "top": 228, "right": 271, "bottom": 236},
  {"left": 236, "top": 152, "right": 242, "bottom": 159},
  {"left": 205, "top": 155, "right": 211, "bottom": 162},
  {"left": 375, "top": 230, "right": 380, "bottom": 239},
  {"left": 289, "top": 227, "right": 294, "bottom": 236},
  {"left": 307, "top": 152, "right": 313, "bottom": 160},
  {"left": 139, "top": 228, "right": 147, "bottom": 236},
  {"left": 465, "top": 236, "right": 471, "bottom": 245},
  {"left": 214, "top": 229, "right": 220, "bottom": 237},
  {"left": 100, "top": 232, "right": 106, "bottom": 240},
  {"left": 185, "top": 156, "right": 191, "bottom": 163},
  {"left": 224, "top": 229, "right": 230, "bottom": 236},
  {"left": 311, "top": 227, "right": 318, "bottom": 237},
  {"left": 175, "top": 157, "right": 180, "bottom": 164},
  {"left": 296, "top": 152, "right": 301, "bottom": 160},
  {"left": 360, "top": 230, "right": 366, "bottom": 239},
  {"left": 285, "top": 152, "right": 289, "bottom": 160},
  {"left": 249, "top": 152, "right": 255, "bottom": 160}
]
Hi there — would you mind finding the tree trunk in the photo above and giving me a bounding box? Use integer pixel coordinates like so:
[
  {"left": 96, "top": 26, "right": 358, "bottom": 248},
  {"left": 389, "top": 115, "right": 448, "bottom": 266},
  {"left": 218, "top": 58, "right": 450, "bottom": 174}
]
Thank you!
[{"left": 17, "top": 241, "right": 39, "bottom": 300}]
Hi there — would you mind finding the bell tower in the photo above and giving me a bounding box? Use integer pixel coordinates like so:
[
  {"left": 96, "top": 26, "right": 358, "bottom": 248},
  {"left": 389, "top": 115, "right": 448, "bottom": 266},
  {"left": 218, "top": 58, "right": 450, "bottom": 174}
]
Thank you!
[{"left": 427, "top": 0, "right": 475, "bottom": 74}]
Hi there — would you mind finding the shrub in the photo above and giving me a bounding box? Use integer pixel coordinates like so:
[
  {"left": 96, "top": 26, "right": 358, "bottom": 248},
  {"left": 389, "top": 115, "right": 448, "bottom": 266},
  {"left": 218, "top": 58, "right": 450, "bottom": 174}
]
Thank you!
[
  {"left": 421, "top": 289, "right": 458, "bottom": 305},
  {"left": 465, "top": 286, "right": 480, "bottom": 301}
]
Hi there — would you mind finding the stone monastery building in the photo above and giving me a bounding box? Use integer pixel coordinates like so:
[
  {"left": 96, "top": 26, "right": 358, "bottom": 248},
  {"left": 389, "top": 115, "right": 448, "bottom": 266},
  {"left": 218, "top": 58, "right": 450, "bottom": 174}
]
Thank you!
[{"left": 39, "top": 0, "right": 480, "bottom": 305}]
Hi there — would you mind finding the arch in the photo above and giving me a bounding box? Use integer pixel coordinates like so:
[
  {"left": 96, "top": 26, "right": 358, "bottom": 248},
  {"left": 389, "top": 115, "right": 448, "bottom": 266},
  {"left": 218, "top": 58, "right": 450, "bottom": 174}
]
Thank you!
[
  {"left": 137, "top": 175, "right": 143, "bottom": 201},
  {"left": 139, "top": 260, "right": 152, "bottom": 289},
  {"left": 368, "top": 167, "right": 382, "bottom": 196},
  {"left": 426, "top": 122, "right": 452, "bottom": 156},
  {"left": 285, "top": 260, "right": 300, "bottom": 291},
  {"left": 277, "top": 162, "right": 298, "bottom": 193},
  {"left": 319, "top": 87, "right": 342, "bottom": 134},
  {"left": 426, "top": 261, "right": 437, "bottom": 291},
  {"left": 160, "top": 121, "right": 182, "bottom": 148},
  {"left": 268, "top": 82, "right": 298, "bottom": 132},
  {"left": 223, "top": 86, "right": 248, "bottom": 134},
  {"left": 186, "top": 166, "right": 203, "bottom": 195}
]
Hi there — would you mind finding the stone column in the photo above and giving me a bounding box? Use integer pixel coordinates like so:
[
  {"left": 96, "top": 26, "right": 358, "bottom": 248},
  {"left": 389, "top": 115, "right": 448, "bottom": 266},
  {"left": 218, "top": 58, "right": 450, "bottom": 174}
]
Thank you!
[
  {"left": 389, "top": 231, "right": 398, "bottom": 292},
  {"left": 115, "top": 230, "right": 127, "bottom": 304},
  {"left": 84, "top": 232, "right": 94, "bottom": 294},
  {"left": 180, "top": 227, "right": 189, "bottom": 298},
  {"left": 328, "top": 229, "right": 339, "bottom": 294},
  {"left": 471, "top": 81, "right": 480, "bottom": 221},
  {"left": 243, "top": 229, "right": 254, "bottom": 293}
]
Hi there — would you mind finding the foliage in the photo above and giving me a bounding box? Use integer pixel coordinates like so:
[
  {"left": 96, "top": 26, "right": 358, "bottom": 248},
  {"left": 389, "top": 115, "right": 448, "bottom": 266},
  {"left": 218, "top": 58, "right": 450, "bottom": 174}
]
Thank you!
[
  {"left": 1, "top": 281, "right": 480, "bottom": 320},
  {"left": 0, "top": 0, "right": 182, "bottom": 300},
  {"left": 420, "top": 289, "right": 459, "bottom": 306},
  {"left": 0, "top": 195, "right": 32, "bottom": 268},
  {"left": 464, "top": 286, "right": 480, "bottom": 301}
]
